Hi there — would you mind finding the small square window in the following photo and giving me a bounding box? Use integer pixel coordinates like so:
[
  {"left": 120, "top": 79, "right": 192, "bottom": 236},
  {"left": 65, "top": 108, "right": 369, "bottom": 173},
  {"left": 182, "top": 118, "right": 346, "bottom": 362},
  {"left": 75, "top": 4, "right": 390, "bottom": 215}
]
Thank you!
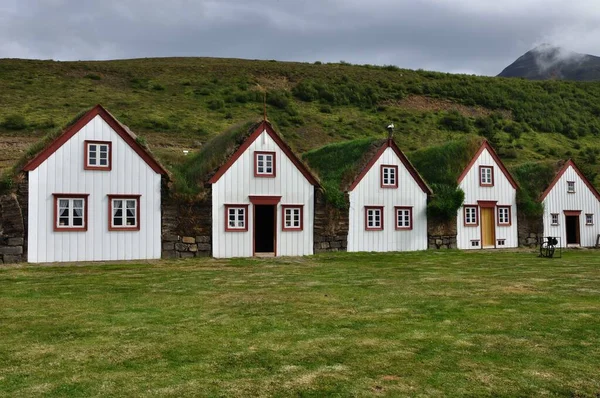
[
  {"left": 225, "top": 205, "right": 249, "bottom": 231},
  {"left": 497, "top": 206, "right": 511, "bottom": 225},
  {"left": 551, "top": 213, "right": 559, "bottom": 226},
  {"left": 255, "top": 152, "right": 276, "bottom": 177},
  {"left": 282, "top": 206, "right": 303, "bottom": 231},
  {"left": 497, "top": 239, "right": 506, "bottom": 246},
  {"left": 381, "top": 165, "right": 398, "bottom": 188},
  {"left": 567, "top": 181, "right": 575, "bottom": 193},
  {"left": 85, "top": 141, "right": 111, "bottom": 170},
  {"left": 464, "top": 206, "right": 478, "bottom": 226},
  {"left": 53, "top": 194, "right": 88, "bottom": 231},
  {"left": 471, "top": 240, "right": 480, "bottom": 247},
  {"left": 480, "top": 166, "right": 493, "bottom": 186},
  {"left": 365, "top": 206, "right": 383, "bottom": 230},
  {"left": 395, "top": 207, "right": 412, "bottom": 230},
  {"left": 109, "top": 195, "right": 140, "bottom": 231},
  {"left": 586, "top": 214, "right": 594, "bottom": 225}
]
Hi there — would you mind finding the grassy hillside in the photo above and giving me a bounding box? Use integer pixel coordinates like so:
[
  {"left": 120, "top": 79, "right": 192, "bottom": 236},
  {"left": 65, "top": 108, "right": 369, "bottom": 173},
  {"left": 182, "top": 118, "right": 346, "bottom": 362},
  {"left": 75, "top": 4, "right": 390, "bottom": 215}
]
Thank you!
[{"left": 1, "top": 57, "right": 600, "bottom": 185}]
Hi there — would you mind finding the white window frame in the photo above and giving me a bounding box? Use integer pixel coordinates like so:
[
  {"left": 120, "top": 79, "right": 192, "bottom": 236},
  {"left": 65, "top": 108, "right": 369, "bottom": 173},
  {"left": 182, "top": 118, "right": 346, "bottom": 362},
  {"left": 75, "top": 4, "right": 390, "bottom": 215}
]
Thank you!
[
  {"left": 365, "top": 207, "right": 383, "bottom": 230},
  {"left": 395, "top": 207, "right": 412, "bottom": 230},
  {"left": 86, "top": 141, "right": 111, "bottom": 169},
  {"left": 226, "top": 205, "right": 248, "bottom": 231},
  {"left": 498, "top": 207, "right": 510, "bottom": 225},
  {"left": 465, "top": 206, "right": 478, "bottom": 225},
  {"left": 282, "top": 206, "right": 303, "bottom": 230},
  {"left": 255, "top": 152, "right": 275, "bottom": 177},
  {"left": 480, "top": 166, "right": 493, "bottom": 186},
  {"left": 55, "top": 196, "right": 87, "bottom": 231},
  {"left": 381, "top": 165, "right": 397, "bottom": 188},
  {"left": 109, "top": 196, "right": 140, "bottom": 230}
]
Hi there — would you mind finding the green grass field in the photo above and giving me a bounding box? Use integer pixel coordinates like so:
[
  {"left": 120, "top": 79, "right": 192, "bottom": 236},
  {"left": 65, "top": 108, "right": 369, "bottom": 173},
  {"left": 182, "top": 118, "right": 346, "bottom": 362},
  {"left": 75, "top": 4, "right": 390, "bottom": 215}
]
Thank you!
[{"left": 1, "top": 250, "right": 599, "bottom": 397}]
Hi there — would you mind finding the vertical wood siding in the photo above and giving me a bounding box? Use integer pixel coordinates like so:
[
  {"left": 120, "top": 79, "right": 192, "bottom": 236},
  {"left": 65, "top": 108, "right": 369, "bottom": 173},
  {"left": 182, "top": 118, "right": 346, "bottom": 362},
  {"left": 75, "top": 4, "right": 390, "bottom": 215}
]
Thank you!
[
  {"left": 457, "top": 148, "right": 518, "bottom": 249},
  {"left": 27, "top": 115, "right": 162, "bottom": 263},
  {"left": 542, "top": 165, "right": 600, "bottom": 247},
  {"left": 212, "top": 130, "right": 314, "bottom": 258},
  {"left": 347, "top": 147, "right": 428, "bottom": 252}
]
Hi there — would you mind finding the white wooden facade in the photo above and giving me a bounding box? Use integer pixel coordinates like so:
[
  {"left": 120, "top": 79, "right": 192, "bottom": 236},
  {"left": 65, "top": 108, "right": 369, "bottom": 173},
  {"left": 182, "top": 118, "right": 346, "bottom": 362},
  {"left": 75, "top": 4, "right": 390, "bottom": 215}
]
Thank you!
[
  {"left": 23, "top": 106, "right": 166, "bottom": 263},
  {"left": 347, "top": 140, "right": 431, "bottom": 252},
  {"left": 541, "top": 160, "right": 600, "bottom": 247},
  {"left": 456, "top": 141, "right": 518, "bottom": 250},
  {"left": 210, "top": 121, "right": 319, "bottom": 258}
]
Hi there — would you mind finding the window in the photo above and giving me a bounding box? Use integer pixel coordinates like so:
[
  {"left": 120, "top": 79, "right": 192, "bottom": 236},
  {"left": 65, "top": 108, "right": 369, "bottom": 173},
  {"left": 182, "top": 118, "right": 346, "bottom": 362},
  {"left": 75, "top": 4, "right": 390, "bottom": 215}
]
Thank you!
[
  {"left": 85, "top": 141, "right": 111, "bottom": 170},
  {"left": 567, "top": 181, "right": 575, "bottom": 193},
  {"left": 282, "top": 205, "right": 303, "bottom": 231},
  {"left": 551, "top": 213, "right": 559, "bottom": 226},
  {"left": 53, "top": 194, "right": 88, "bottom": 232},
  {"left": 254, "top": 151, "right": 276, "bottom": 177},
  {"left": 497, "top": 239, "right": 506, "bottom": 246},
  {"left": 365, "top": 206, "right": 384, "bottom": 230},
  {"left": 471, "top": 240, "right": 480, "bottom": 247},
  {"left": 381, "top": 165, "right": 398, "bottom": 188},
  {"left": 497, "top": 206, "right": 511, "bottom": 226},
  {"left": 225, "top": 205, "right": 249, "bottom": 231},
  {"left": 479, "top": 166, "right": 493, "bottom": 186},
  {"left": 108, "top": 195, "right": 140, "bottom": 231},
  {"left": 395, "top": 207, "right": 412, "bottom": 230},
  {"left": 464, "top": 206, "right": 478, "bottom": 226},
  {"left": 586, "top": 213, "right": 594, "bottom": 225}
]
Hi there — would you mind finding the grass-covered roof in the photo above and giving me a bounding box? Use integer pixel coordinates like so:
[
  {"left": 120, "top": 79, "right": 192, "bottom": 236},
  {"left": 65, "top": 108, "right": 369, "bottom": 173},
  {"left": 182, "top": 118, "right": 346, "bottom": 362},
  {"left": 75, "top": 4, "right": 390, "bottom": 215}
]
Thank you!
[{"left": 171, "top": 120, "right": 261, "bottom": 199}]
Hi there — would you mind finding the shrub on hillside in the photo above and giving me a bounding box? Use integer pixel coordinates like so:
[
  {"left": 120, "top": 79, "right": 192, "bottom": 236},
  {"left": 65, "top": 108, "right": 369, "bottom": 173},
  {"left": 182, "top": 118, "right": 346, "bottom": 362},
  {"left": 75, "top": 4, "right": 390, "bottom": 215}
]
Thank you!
[
  {"left": 2, "top": 114, "right": 27, "bottom": 130},
  {"left": 439, "top": 110, "right": 471, "bottom": 133}
]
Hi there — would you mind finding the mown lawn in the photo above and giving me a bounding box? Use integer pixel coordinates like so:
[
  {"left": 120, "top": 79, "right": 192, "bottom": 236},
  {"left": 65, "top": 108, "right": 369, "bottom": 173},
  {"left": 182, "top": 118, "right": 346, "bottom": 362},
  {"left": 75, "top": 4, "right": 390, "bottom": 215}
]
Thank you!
[{"left": 1, "top": 250, "right": 599, "bottom": 397}]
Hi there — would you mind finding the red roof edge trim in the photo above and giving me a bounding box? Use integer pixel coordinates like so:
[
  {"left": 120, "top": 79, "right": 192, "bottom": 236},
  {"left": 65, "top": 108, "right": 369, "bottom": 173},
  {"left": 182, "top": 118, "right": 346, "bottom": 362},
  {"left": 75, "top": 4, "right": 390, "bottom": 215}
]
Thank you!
[
  {"left": 540, "top": 159, "right": 600, "bottom": 202},
  {"left": 208, "top": 121, "right": 321, "bottom": 187},
  {"left": 457, "top": 140, "right": 518, "bottom": 189},
  {"left": 22, "top": 104, "right": 167, "bottom": 175},
  {"left": 348, "top": 139, "right": 432, "bottom": 194}
]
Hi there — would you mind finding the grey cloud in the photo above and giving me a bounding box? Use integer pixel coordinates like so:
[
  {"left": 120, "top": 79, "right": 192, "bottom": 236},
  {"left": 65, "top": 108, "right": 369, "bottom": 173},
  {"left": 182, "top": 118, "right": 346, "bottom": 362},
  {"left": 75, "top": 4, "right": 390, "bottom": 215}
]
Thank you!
[{"left": 1, "top": 0, "right": 599, "bottom": 75}]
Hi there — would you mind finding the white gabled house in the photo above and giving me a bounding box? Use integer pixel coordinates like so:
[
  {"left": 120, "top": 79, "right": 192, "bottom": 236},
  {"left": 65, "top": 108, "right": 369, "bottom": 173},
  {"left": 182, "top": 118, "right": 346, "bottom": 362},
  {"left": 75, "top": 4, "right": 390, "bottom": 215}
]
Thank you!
[
  {"left": 209, "top": 120, "right": 320, "bottom": 258},
  {"left": 22, "top": 105, "right": 167, "bottom": 263},
  {"left": 347, "top": 139, "right": 432, "bottom": 252},
  {"left": 540, "top": 159, "right": 600, "bottom": 247},
  {"left": 456, "top": 140, "right": 519, "bottom": 249}
]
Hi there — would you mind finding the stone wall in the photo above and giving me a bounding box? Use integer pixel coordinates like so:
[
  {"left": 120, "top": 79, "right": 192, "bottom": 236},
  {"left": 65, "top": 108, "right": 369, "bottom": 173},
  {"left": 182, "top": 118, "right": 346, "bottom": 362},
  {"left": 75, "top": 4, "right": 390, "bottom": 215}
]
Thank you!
[
  {"left": 0, "top": 193, "right": 26, "bottom": 264},
  {"left": 161, "top": 188, "right": 212, "bottom": 258},
  {"left": 428, "top": 217, "right": 457, "bottom": 249},
  {"left": 313, "top": 190, "right": 349, "bottom": 253},
  {"left": 518, "top": 214, "right": 543, "bottom": 248}
]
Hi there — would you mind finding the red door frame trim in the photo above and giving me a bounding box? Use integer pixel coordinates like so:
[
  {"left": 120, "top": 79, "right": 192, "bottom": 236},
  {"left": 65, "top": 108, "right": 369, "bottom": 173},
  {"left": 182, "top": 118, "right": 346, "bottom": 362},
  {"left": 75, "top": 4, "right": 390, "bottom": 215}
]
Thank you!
[
  {"left": 252, "top": 204, "right": 277, "bottom": 256},
  {"left": 249, "top": 195, "right": 281, "bottom": 205}
]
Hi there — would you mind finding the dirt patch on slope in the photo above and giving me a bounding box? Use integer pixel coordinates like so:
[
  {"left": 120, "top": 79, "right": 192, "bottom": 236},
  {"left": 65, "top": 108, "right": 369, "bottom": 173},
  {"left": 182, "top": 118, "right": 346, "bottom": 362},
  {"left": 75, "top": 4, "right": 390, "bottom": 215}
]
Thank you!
[{"left": 386, "top": 95, "right": 512, "bottom": 119}]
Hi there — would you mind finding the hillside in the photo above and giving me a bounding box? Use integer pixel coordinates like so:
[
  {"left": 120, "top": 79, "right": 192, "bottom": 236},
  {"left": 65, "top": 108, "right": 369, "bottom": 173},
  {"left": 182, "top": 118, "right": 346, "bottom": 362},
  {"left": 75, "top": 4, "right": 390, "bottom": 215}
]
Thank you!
[
  {"left": 1, "top": 57, "right": 600, "bottom": 186},
  {"left": 498, "top": 44, "right": 600, "bottom": 81}
]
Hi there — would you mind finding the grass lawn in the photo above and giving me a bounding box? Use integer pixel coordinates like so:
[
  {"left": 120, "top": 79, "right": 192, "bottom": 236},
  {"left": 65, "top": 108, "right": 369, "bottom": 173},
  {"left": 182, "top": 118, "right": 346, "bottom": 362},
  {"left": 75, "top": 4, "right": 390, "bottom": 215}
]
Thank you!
[{"left": 1, "top": 250, "right": 599, "bottom": 397}]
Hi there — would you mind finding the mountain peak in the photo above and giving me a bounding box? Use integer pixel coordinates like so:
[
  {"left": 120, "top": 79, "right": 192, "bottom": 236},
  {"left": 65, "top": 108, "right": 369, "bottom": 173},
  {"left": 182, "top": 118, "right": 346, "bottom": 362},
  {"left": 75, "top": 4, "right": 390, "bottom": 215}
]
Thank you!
[{"left": 498, "top": 45, "right": 600, "bottom": 81}]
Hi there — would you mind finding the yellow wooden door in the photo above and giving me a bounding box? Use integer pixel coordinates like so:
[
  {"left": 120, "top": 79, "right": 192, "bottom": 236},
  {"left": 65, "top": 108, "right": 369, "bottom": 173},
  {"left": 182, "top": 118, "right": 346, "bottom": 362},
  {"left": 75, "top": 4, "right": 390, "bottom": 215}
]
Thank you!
[{"left": 481, "top": 208, "right": 496, "bottom": 247}]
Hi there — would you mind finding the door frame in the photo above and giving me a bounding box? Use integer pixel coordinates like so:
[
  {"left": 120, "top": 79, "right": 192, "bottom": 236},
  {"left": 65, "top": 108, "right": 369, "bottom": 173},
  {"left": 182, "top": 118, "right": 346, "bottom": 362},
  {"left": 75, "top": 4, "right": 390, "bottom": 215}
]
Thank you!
[
  {"left": 249, "top": 196, "right": 281, "bottom": 256},
  {"left": 564, "top": 210, "right": 581, "bottom": 246},
  {"left": 478, "top": 201, "right": 497, "bottom": 249}
]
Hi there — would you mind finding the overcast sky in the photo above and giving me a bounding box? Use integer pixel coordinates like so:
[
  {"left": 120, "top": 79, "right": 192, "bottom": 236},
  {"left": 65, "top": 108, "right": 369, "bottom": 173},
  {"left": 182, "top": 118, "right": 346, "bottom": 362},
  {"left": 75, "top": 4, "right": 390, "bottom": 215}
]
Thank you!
[{"left": 1, "top": 0, "right": 599, "bottom": 76}]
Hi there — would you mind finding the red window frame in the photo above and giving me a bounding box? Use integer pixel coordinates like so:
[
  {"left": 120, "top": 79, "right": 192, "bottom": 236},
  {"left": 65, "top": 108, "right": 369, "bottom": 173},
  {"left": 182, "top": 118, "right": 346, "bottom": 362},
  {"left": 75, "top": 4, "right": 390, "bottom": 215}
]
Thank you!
[
  {"left": 282, "top": 205, "right": 304, "bottom": 231},
  {"left": 497, "top": 206, "right": 512, "bottom": 226},
  {"left": 463, "top": 205, "right": 479, "bottom": 227},
  {"left": 394, "top": 206, "right": 413, "bottom": 230},
  {"left": 479, "top": 166, "right": 494, "bottom": 187},
  {"left": 365, "top": 206, "right": 384, "bottom": 231},
  {"left": 53, "top": 193, "right": 89, "bottom": 232},
  {"left": 108, "top": 195, "right": 141, "bottom": 231},
  {"left": 225, "top": 204, "right": 249, "bottom": 232},
  {"left": 254, "top": 151, "right": 276, "bottom": 178},
  {"left": 380, "top": 165, "right": 399, "bottom": 189},
  {"left": 84, "top": 140, "right": 112, "bottom": 171}
]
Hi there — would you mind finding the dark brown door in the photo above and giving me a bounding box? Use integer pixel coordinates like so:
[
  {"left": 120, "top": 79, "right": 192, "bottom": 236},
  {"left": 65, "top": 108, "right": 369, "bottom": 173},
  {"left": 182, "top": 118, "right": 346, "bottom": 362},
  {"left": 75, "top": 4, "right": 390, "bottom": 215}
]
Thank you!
[{"left": 565, "top": 215, "right": 580, "bottom": 245}]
